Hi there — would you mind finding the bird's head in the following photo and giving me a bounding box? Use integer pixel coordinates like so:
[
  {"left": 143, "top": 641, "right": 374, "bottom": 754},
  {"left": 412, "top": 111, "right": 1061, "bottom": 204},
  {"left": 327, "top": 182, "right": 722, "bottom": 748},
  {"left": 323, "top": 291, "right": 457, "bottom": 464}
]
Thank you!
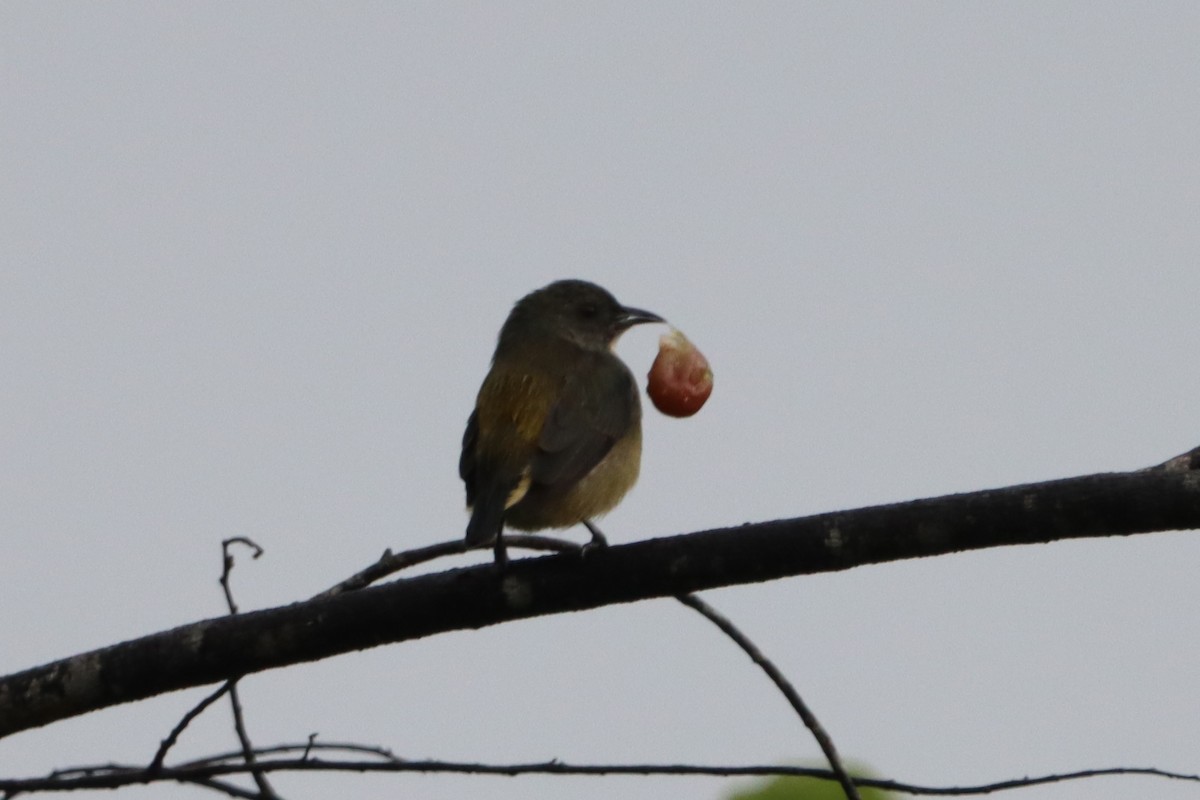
[{"left": 502, "top": 279, "right": 663, "bottom": 352}]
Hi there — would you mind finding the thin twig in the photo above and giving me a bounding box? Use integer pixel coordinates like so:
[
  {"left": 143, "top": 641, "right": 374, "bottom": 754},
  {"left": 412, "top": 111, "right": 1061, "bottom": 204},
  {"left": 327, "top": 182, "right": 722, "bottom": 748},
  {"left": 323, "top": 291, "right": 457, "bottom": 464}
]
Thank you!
[
  {"left": 3, "top": 757, "right": 1197, "bottom": 795},
  {"left": 148, "top": 535, "right": 266, "bottom": 775},
  {"left": 148, "top": 683, "right": 232, "bottom": 772},
  {"left": 318, "top": 533, "right": 583, "bottom": 597},
  {"left": 227, "top": 682, "right": 281, "bottom": 799},
  {"left": 219, "top": 537, "right": 263, "bottom": 615},
  {"left": 676, "top": 593, "right": 861, "bottom": 800},
  {"left": 146, "top": 534, "right": 567, "bottom": 781},
  {"left": 219, "top": 537, "right": 282, "bottom": 800},
  {"left": 178, "top": 741, "right": 402, "bottom": 769}
]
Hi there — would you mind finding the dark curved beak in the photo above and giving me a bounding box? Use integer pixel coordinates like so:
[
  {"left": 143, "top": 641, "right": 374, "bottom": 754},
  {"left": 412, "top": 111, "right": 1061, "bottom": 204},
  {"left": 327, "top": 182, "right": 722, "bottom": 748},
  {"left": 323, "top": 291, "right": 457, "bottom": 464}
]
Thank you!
[{"left": 616, "top": 305, "right": 664, "bottom": 331}]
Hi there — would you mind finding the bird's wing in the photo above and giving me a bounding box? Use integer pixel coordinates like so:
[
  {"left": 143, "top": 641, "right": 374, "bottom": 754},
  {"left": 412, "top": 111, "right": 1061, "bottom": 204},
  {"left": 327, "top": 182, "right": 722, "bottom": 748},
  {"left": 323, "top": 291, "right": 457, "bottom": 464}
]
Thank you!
[
  {"left": 462, "top": 403, "right": 531, "bottom": 545},
  {"left": 530, "top": 356, "right": 638, "bottom": 492},
  {"left": 459, "top": 408, "right": 480, "bottom": 506}
]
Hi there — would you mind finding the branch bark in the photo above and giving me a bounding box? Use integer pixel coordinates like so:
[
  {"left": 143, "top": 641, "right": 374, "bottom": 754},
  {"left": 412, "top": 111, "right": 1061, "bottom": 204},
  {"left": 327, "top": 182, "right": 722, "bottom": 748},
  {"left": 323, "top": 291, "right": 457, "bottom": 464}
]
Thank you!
[{"left": 2, "top": 451, "right": 1198, "bottom": 739}]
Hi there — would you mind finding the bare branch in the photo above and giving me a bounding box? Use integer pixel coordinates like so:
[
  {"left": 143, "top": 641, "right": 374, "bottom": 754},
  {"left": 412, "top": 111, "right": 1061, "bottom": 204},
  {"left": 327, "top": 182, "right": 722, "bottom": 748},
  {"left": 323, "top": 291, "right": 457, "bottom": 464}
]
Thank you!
[
  {"left": 218, "top": 537, "right": 281, "bottom": 800},
  {"left": 177, "top": 741, "right": 402, "bottom": 769},
  {"left": 678, "top": 593, "right": 860, "bottom": 800},
  {"left": 2, "top": 756, "right": 1197, "bottom": 795},
  {"left": 219, "top": 538, "right": 263, "bottom": 616},
  {"left": 148, "top": 541, "right": 266, "bottom": 776},
  {"left": 3, "top": 457, "right": 1199, "bottom": 738},
  {"left": 226, "top": 682, "right": 280, "bottom": 799},
  {"left": 148, "top": 684, "right": 231, "bottom": 772},
  {"left": 1153, "top": 444, "right": 1200, "bottom": 473},
  {"left": 317, "top": 534, "right": 581, "bottom": 597}
]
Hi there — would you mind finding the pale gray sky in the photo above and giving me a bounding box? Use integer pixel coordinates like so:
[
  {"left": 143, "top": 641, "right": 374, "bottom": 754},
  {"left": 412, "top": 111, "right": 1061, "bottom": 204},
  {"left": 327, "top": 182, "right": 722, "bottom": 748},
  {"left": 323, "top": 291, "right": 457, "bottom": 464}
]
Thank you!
[{"left": 3, "top": 4, "right": 1200, "bottom": 799}]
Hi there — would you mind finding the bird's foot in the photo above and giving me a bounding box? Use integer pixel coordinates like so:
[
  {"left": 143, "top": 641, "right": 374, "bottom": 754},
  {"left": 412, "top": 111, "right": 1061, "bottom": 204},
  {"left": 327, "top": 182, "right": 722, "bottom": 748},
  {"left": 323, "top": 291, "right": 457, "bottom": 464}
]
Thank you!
[
  {"left": 580, "top": 519, "right": 609, "bottom": 557},
  {"left": 492, "top": 535, "right": 509, "bottom": 570}
]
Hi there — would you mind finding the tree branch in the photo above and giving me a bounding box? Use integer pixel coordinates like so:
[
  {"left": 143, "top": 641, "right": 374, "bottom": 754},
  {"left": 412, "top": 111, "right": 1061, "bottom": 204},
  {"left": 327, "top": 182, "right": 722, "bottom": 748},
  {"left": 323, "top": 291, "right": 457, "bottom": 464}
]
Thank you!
[
  {"left": 217, "top": 537, "right": 282, "bottom": 800},
  {"left": 2, "top": 452, "right": 1198, "bottom": 739},
  {"left": 2, "top": 756, "right": 1197, "bottom": 796},
  {"left": 678, "top": 593, "right": 860, "bottom": 800}
]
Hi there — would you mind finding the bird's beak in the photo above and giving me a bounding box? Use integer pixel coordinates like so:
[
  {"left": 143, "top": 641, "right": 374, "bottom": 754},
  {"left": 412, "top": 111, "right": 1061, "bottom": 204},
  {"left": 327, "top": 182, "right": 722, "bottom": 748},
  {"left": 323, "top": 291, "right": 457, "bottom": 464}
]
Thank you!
[{"left": 616, "top": 305, "right": 664, "bottom": 331}]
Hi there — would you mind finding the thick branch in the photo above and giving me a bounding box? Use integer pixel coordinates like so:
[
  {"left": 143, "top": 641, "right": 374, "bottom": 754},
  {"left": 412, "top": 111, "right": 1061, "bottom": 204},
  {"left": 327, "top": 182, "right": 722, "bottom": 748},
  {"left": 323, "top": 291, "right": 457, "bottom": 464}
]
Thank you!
[{"left": 2, "top": 458, "right": 1198, "bottom": 739}]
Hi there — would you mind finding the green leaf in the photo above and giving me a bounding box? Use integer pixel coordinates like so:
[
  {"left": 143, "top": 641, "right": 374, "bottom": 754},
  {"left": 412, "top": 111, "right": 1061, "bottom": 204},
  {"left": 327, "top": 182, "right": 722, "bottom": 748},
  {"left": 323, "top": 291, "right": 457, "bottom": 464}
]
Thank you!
[{"left": 725, "top": 763, "right": 893, "bottom": 800}]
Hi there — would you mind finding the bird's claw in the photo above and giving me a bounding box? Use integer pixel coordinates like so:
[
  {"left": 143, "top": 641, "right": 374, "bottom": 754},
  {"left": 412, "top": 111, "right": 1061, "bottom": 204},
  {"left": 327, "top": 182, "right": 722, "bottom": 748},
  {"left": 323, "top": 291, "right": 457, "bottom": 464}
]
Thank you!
[
  {"left": 492, "top": 536, "right": 509, "bottom": 570},
  {"left": 580, "top": 519, "right": 609, "bottom": 557}
]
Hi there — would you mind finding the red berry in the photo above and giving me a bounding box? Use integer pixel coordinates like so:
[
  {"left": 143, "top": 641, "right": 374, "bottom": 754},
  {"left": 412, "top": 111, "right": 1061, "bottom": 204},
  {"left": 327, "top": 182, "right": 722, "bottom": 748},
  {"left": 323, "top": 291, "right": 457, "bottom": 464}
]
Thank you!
[{"left": 647, "top": 328, "right": 713, "bottom": 417}]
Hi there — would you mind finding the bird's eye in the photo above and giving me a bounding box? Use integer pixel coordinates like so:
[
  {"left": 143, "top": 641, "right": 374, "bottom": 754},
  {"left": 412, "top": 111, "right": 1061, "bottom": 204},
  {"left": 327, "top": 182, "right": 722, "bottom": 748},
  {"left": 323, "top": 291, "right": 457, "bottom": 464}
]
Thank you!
[{"left": 578, "top": 302, "right": 599, "bottom": 319}]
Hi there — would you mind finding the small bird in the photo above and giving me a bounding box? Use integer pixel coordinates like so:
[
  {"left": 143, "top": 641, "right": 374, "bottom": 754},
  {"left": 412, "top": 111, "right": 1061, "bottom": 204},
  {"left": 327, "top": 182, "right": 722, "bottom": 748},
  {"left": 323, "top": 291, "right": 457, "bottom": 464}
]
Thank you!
[{"left": 460, "top": 280, "right": 663, "bottom": 564}]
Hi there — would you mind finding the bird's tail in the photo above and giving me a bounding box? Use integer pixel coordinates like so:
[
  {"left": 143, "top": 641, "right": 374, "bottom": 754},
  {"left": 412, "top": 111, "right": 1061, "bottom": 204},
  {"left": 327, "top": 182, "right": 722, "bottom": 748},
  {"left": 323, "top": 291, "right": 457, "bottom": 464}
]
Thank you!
[{"left": 465, "top": 482, "right": 508, "bottom": 547}]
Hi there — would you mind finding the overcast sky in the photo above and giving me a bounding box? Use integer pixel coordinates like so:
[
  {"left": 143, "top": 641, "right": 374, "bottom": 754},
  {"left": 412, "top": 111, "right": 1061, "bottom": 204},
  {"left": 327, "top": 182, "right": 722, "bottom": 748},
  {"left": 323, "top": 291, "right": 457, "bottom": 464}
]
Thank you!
[{"left": 3, "top": 4, "right": 1200, "bottom": 799}]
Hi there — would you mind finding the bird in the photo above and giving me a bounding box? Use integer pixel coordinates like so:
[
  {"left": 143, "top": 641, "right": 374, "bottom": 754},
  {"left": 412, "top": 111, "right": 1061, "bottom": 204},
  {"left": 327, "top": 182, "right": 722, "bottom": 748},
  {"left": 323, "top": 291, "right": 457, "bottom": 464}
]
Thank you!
[{"left": 459, "top": 279, "right": 663, "bottom": 565}]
